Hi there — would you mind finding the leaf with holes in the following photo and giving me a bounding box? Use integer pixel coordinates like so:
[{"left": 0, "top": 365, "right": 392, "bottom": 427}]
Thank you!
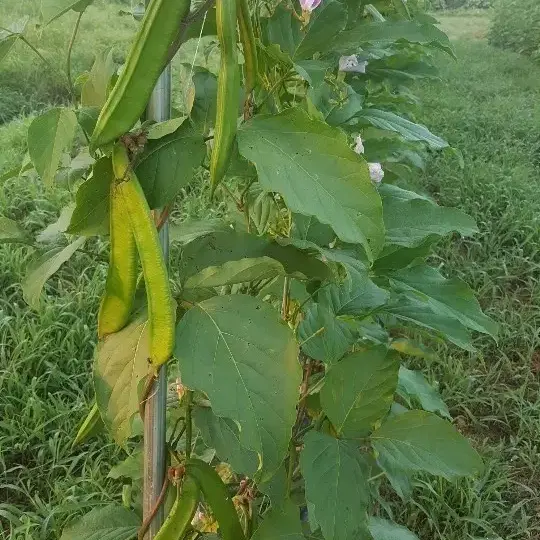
[
  {"left": 194, "top": 406, "right": 259, "bottom": 477},
  {"left": 175, "top": 295, "right": 301, "bottom": 478}
]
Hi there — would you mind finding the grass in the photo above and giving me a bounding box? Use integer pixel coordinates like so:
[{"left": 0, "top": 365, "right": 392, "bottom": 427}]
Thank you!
[
  {"left": 390, "top": 13, "right": 540, "bottom": 539},
  {"left": 2, "top": 4, "right": 540, "bottom": 540}
]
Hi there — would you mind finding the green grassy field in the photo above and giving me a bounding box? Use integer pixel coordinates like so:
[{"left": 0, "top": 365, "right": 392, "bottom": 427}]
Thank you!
[{"left": 2, "top": 5, "right": 540, "bottom": 540}]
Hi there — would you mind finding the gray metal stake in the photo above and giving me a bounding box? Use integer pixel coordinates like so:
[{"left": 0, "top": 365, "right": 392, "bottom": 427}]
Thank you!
[{"left": 142, "top": 51, "right": 172, "bottom": 540}]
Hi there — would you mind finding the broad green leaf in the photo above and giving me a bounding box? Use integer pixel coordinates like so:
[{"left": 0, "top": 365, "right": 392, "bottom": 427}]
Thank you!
[
  {"left": 390, "top": 338, "right": 435, "bottom": 359},
  {"left": 251, "top": 499, "right": 303, "bottom": 540},
  {"left": 187, "top": 66, "right": 242, "bottom": 135},
  {"left": 67, "top": 157, "right": 111, "bottom": 236},
  {"left": 371, "top": 410, "right": 484, "bottom": 480},
  {"left": 194, "top": 406, "right": 259, "bottom": 477},
  {"left": 176, "top": 227, "right": 331, "bottom": 288},
  {"left": 262, "top": 1, "right": 347, "bottom": 62},
  {"left": 321, "top": 346, "right": 399, "bottom": 437},
  {"left": 397, "top": 366, "right": 450, "bottom": 419},
  {"left": 0, "top": 34, "right": 18, "bottom": 65},
  {"left": 27, "top": 108, "right": 77, "bottom": 186},
  {"left": 308, "top": 82, "right": 364, "bottom": 127},
  {"left": 292, "top": 214, "right": 335, "bottom": 247},
  {"left": 368, "top": 517, "right": 419, "bottom": 540},
  {"left": 175, "top": 295, "right": 301, "bottom": 478},
  {"left": 294, "top": 59, "right": 333, "bottom": 87},
  {"left": 37, "top": 204, "right": 75, "bottom": 243},
  {"left": 238, "top": 108, "right": 384, "bottom": 259},
  {"left": 333, "top": 21, "right": 454, "bottom": 56},
  {"left": 22, "top": 237, "right": 85, "bottom": 309},
  {"left": 108, "top": 451, "right": 143, "bottom": 481},
  {"left": 384, "top": 292, "right": 474, "bottom": 351},
  {"left": 258, "top": 466, "right": 288, "bottom": 507},
  {"left": 318, "top": 268, "right": 389, "bottom": 317},
  {"left": 0, "top": 18, "right": 28, "bottom": 64},
  {"left": 77, "top": 106, "right": 100, "bottom": 137},
  {"left": 373, "top": 241, "right": 434, "bottom": 272},
  {"left": 169, "top": 219, "right": 229, "bottom": 244},
  {"left": 41, "top": 0, "right": 94, "bottom": 24},
  {"left": 146, "top": 117, "right": 187, "bottom": 139},
  {"left": 81, "top": 49, "right": 115, "bottom": 108},
  {"left": 380, "top": 184, "right": 477, "bottom": 248},
  {"left": 136, "top": 122, "right": 206, "bottom": 208},
  {"left": 60, "top": 504, "right": 139, "bottom": 540},
  {"left": 0, "top": 216, "right": 30, "bottom": 244},
  {"left": 295, "top": 0, "right": 347, "bottom": 59},
  {"left": 297, "top": 303, "right": 358, "bottom": 364},
  {"left": 301, "top": 431, "right": 371, "bottom": 540},
  {"left": 94, "top": 310, "right": 150, "bottom": 447},
  {"left": 389, "top": 264, "right": 498, "bottom": 339},
  {"left": 357, "top": 109, "right": 448, "bottom": 150}
]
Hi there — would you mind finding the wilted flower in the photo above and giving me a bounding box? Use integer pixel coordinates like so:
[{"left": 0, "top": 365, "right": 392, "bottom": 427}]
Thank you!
[
  {"left": 299, "top": 0, "right": 322, "bottom": 12},
  {"left": 339, "top": 55, "right": 368, "bottom": 73},
  {"left": 354, "top": 135, "right": 364, "bottom": 155},
  {"left": 368, "top": 162, "right": 384, "bottom": 184}
]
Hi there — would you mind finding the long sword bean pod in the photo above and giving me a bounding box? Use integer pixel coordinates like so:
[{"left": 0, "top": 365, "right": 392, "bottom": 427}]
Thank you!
[
  {"left": 237, "top": 0, "right": 258, "bottom": 95},
  {"left": 210, "top": 0, "right": 240, "bottom": 196},
  {"left": 185, "top": 459, "right": 247, "bottom": 540},
  {"left": 90, "top": 0, "right": 191, "bottom": 150},
  {"left": 112, "top": 144, "right": 174, "bottom": 369},
  {"left": 154, "top": 476, "right": 199, "bottom": 540},
  {"left": 98, "top": 181, "right": 138, "bottom": 338}
]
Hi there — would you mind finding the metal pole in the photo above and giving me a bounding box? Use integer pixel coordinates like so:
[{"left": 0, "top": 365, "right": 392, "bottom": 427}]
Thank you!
[{"left": 142, "top": 37, "right": 172, "bottom": 540}]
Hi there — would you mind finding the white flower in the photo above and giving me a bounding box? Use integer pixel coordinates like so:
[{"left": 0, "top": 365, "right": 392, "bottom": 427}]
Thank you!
[
  {"left": 339, "top": 55, "right": 368, "bottom": 73},
  {"left": 368, "top": 162, "right": 384, "bottom": 184},
  {"left": 353, "top": 135, "right": 364, "bottom": 155}
]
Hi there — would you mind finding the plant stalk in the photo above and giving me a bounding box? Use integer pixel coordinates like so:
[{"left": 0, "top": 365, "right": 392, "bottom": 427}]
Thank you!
[{"left": 66, "top": 11, "right": 83, "bottom": 96}]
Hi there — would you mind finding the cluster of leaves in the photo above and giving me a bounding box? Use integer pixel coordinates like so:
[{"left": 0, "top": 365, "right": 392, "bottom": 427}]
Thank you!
[
  {"left": 1, "top": 0, "right": 498, "bottom": 539},
  {"left": 428, "top": 0, "right": 491, "bottom": 10},
  {"left": 489, "top": 0, "right": 540, "bottom": 60}
]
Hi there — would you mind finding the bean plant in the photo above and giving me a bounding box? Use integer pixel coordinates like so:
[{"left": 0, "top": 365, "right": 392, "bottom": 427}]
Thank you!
[{"left": 1, "top": 0, "right": 499, "bottom": 538}]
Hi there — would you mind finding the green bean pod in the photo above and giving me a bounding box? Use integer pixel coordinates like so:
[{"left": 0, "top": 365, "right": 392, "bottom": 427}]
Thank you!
[
  {"left": 210, "top": 0, "right": 240, "bottom": 196},
  {"left": 112, "top": 144, "right": 174, "bottom": 369},
  {"left": 154, "top": 476, "right": 199, "bottom": 540},
  {"left": 98, "top": 180, "right": 138, "bottom": 338},
  {"left": 237, "top": 0, "right": 258, "bottom": 94},
  {"left": 185, "top": 459, "right": 246, "bottom": 540},
  {"left": 90, "top": 0, "right": 191, "bottom": 150}
]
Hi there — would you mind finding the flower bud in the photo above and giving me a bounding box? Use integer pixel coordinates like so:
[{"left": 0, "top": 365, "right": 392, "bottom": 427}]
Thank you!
[
  {"left": 299, "top": 0, "right": 322, "bottom": 12},
  {"left": 339, "top": 55, "right": 368, "bottom": 73},
  {"left": 368, "top": 162, "right": 384, "bottom": 184}
]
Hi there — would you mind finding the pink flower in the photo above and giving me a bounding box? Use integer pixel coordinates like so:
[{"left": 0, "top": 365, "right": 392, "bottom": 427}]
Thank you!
[{"left": 300, "top": 0, "right": 322, "bottom": 12}]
